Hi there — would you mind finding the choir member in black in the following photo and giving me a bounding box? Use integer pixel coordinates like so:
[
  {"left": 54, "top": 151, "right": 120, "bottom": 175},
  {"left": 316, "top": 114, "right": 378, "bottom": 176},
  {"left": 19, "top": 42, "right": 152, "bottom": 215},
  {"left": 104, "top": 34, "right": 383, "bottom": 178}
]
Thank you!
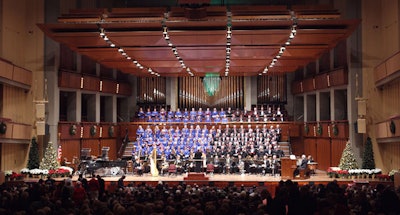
[
  {"left": 226, "top": 107, "right": 233, "bottom": 117},
  {"left": 265, "top": 144, "right": 275, "bottom": 157},
  {"left": 275, "top": 145, "right": 285, "bottom": 158}
]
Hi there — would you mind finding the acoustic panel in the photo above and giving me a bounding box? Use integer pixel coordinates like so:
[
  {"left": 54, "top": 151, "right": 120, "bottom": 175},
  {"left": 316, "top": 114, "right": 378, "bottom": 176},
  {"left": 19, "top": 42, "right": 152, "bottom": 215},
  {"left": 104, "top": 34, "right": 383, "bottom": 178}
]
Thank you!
[{"left": 357, "top": 118, "right": 366, "bottom": 133}]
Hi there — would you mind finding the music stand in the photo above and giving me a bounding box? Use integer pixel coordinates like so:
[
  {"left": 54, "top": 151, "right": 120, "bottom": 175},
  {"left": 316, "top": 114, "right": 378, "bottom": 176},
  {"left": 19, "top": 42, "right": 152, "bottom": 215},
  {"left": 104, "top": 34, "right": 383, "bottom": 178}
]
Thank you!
[
  {"left": 102, "top": 147, "right": 110, "bottom": 161},
  {"left": 81, "top": 148, "right": 91, "bottom": 161}
]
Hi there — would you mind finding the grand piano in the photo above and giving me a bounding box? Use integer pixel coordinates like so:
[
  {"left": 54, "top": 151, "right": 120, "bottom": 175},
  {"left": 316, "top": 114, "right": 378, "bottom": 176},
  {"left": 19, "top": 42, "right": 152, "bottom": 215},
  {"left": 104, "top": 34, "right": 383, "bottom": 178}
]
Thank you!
[{"left": 78, "top": 148, "right": 127, "bottom": 177}]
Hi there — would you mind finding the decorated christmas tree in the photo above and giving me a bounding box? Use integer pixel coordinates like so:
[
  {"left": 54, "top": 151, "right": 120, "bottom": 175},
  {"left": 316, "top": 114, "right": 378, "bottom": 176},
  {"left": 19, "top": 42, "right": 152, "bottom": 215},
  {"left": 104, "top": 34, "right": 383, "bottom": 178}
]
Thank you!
[
  {"left": 27, "top": 137, "right": 40, "bottom": 169},
  {"left": 39, "top": 142, "right": 59, "bottom": 170},
  {"left": 362, "top": 137, "right": 375, "bottom": 169},
  {"left": 338, "top": 140, "right": 359, "bottom": 170}
]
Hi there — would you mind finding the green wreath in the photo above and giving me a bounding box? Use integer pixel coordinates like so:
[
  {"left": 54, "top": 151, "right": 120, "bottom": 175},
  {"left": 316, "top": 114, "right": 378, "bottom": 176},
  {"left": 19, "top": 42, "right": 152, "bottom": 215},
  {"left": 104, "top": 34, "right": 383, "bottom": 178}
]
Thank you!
[
  {"left": 108, "top": 125, "right": 114, "bottom": 137},
  {"left": 90, "top": 125, "right": 97, "bottom": 136},
  {"left": 390, "top": 120, "right": 396, "bottom": 134},
  {"left": 304, "top": 123, "right": 309, "bottom": 134},
  {"left": 317, "top": 124, "right": 323, "bottom": 136},
  {"left": 0, "top": 122, "right": 7, "bottom": 134},
  {"left": 332, "top": 123, "right": 339, "bottom": 136},
  {"left": 69, "top": 124, "right": 77, "bottom": 136}
]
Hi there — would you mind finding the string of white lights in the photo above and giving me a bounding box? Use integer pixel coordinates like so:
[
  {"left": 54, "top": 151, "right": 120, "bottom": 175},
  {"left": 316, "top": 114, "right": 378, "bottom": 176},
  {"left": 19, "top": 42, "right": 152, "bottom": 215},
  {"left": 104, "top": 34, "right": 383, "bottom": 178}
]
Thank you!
[
  {"left": 259, "top": 11, "right": 298, "bottom": 75},
  {"left": 161, "top": 18, "right": 194, "bottom": 77},
  {"left": 98, "top": 27, "right": 160, "bottom": 77},
  {"left": 225, "top": 10, "right": 232, "bottom": 77}
]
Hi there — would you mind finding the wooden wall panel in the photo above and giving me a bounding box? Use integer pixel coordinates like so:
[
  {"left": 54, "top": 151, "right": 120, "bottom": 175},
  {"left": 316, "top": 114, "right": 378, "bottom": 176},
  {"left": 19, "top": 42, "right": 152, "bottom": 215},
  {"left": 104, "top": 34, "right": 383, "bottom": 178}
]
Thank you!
[
  {"left": 118, "top": 82, "right": 132, "bottom": 96},
  {"left": 13, "top": 66, "right": 32, "bottom": 86},
  {"left": 331, "top": 139, "right": 346, "bottom": 167},
  {"left": 60, "top": 140, "right": 81, "bottom": 164},
  {"left": 380, "top": 141, "right": 400, "bottom": 173},
  {"left": 333, "top": 122, "right": 349, "bottom": 139},
  {"left": 374, "top": 63, "right": 386, "bottom": 82},
  {"left": 1, "top": 143, "right": 29, "bottom": 172},
  {"left": 82, "top": 139, "right": 100, "bottom": 157},
  {"left": 316, "top": 139, "right": 331, "bottom": 171},
  {"left": 2, "top": 84, "right": 32, "bottom": 124},
  {"left": 315, "top": 73, "right": 328, "bottom": 89},
  {"left": 101, "top": 79, "right": 117, "bottom": 94},
  {"left": 0, "top": 59, "right": 14, "bottom": 80},
  {"left": 290, "top": 137, "right": 304, "bottom": 156},
  {"left": 302, "top": 78, "right": 315, "bottom": 92},
  {"left": 127, "top": 124, "right": 139, "bottom": 141},
  {"left": 59, "top": 123, "right": 81, "bottom": 140},
  {"left": 385, "top": 52, "right": 400, "bottom": 76},
  {"left": 83, "top": 75, "right": 100, "bottom": 91},
  {"left": 303, "top": 138, "right": 317, "bottom": 159},
  {"left": 11, "top": 123, "right": 32, "bottom": 140},
  {"left": 376, "top": 118, "right": 400, "bottom": 139},
  {"left": 0, "top": 121, "right": 13, "bottom": 139},
  {"left": 59, "top": 71, "right": 81, "bottom": 89},
  {"left": 329, "top": 68, "right": 348, "bottom": 86},
  {"left": 82, "top": 123, "right": 100, "bottom": 139},
  {"left": 100, "top": 139, "right": 117, "bottom": 160},
  {"left": 100, "top": 124, "right": 118, "bottom": 138},
  {"left": 288, "top": 123, "right": 300, "bottom": 137},
  {"left": 376, "top": 121, "right": 388, "bottom": 139}
]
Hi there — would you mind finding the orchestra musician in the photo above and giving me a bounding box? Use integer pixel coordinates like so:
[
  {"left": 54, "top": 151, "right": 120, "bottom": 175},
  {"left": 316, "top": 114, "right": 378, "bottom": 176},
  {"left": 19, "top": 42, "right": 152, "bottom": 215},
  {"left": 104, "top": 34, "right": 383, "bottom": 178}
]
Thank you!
[
  {"left": 174, "top": 154, "right": 184, "bottom": 174},
  {"left": 213, "top": 155, "right": 220, "bottom": 173},
  {"left": 260, "top": 155, "right": 270, "bottom": 175},
  {"left": 224, "top": 154, "right": 232, "bottom": 174},
  {"left": 160, "top": 154, "right": 169, "bottom": 175},
  {"left": 270, "top": 154, "right": 281, "bottom": 176},
  {"left": 150, "top": 145, "right": 159, "bottom": 177},
  {"left": 133, "top": 157, "right": 143, "bottom": 175}
]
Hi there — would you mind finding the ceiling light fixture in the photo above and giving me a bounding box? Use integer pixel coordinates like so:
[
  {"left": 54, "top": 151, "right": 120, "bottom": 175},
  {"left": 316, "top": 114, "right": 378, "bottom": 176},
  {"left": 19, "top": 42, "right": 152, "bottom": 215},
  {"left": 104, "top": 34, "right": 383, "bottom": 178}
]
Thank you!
[
  {"left": 259, "top": 11, "right": 297, "bottom": 75},
  {"left": 225, "top": 10, "right": 232, "bottom": 77},
  {"left": 162, "top": 17, "right": 193, "bottom": 77},
  {"left": 98, "top": 27, "right": 159, "bottom": 77}
]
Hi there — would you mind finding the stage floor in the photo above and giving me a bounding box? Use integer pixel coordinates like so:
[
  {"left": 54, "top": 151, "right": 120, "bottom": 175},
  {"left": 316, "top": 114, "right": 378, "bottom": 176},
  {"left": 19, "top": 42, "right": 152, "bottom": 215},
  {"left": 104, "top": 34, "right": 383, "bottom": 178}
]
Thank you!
[
  {"left": 64, "top": 170, "right": 380, "bottom": 185},
  {"left": 22, "top": 170, "right": 392, "bottom": 195}
]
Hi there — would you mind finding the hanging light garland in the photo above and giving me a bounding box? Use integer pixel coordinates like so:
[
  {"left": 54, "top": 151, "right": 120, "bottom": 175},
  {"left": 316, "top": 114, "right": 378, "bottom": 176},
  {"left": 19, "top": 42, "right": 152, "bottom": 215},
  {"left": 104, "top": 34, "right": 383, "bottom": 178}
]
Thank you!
[
  {"left": 98, "top": 27, "right": 160, "bottom": 77},
  {"left": 162, "top": 14, "right": 194, "bottom": 77},
  {"left": 259, "top": 11, "right": 298, "bottom": 75},
  {"left": 225, "top": 10, "right": 232, "bottom": 77}
]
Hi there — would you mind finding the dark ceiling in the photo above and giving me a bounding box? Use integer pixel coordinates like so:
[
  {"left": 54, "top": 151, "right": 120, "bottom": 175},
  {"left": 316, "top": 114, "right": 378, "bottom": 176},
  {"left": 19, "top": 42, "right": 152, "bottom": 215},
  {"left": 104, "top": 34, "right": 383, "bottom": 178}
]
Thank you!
[{"left": 38, "top": 3, "right": 359, "bottom": 77}]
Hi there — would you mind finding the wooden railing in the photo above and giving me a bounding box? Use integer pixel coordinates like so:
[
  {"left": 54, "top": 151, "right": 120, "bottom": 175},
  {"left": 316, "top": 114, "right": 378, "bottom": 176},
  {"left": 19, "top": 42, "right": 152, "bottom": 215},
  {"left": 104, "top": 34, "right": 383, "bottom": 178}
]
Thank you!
[
  {"left": 58, "top": 121, "right": 119, "bottom": 140},
  {"left": 0, "top": 118, "right": 32, "bottom": 141},
  {"left": 375, "top": 115, "right": 400, "bottom": 140},
  {"left": 302, "top": 120, "right": 349, "bottom": 139},
  {"left": 0, "top": 58, "right": 32, "bottom": 89},
  {"left": 58, "top": 70, "right": 131, "bottom": 96},
  {"left": 291, "top": 68, "right": 348, "bottom": 94},
  {"left": 374, "top": 51, "right": 400, "bottom": 87}
]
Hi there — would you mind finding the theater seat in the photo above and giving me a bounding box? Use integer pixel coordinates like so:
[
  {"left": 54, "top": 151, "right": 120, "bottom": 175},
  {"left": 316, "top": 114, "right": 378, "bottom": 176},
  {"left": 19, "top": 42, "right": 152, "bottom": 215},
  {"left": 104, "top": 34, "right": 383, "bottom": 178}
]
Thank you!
[
  {"left": 168, "top": 164, "right": 177, "bottom": 176},
  {"left": 206, "top": 164, "right": 214, "bottom": 175}
]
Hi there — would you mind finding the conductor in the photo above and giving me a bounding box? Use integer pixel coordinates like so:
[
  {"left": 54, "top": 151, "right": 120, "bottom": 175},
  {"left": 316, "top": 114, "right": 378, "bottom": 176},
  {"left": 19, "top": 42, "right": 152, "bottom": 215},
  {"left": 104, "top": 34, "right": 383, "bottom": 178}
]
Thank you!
[{"left": 194, "top": 148, "right": 203, "bottom": 173}]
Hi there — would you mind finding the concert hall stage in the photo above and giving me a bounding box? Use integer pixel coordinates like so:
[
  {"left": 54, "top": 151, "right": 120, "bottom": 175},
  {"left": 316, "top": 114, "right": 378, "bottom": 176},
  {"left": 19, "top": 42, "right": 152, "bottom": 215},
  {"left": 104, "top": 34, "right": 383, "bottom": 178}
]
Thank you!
[{"left": 52, "top": 170, "right": 392, "bottom": 194}]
